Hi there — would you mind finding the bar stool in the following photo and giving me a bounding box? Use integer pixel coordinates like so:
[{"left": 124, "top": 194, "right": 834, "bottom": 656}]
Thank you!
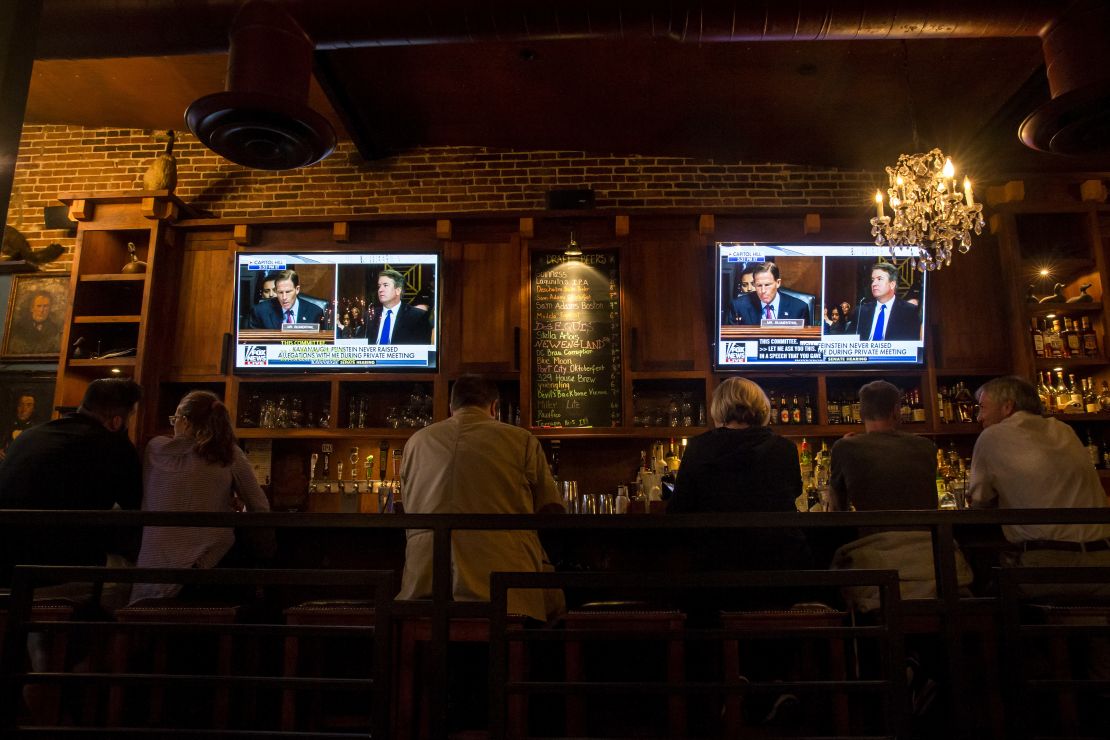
[
  {"left": 1024, "top": 603, "right": 1110, "bottom": 737},
  {"left": 720, "top": 604, "right": 849, "bottom": 736},
  {"left": 901, "top": 600, "right": 1004, "bottom": 739},
  {"left": 395, "top": 615, "right": 528, "bottom": 740},
  {"left": 281, "top": 600, "right": 377, "bottom": 732},
  {"left": 107, "top": 601, "right": 240, "bottom": 728},
  {"left": 562, "top": 607, "right": 687, "bottom": 738}
]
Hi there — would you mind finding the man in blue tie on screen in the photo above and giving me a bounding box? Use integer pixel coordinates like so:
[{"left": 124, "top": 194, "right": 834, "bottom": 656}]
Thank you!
[
  {"left": 733, "top": 261, "right": 811, "bottom": 326},
  {"left": 854, "top": 262, "right": 922, "bottom": 341},
  {"left": 367, "top": 268, "right": 433, "bottom": 345},
  {"left": 247, "top": 269, "right": 324, "bottom": 328}
]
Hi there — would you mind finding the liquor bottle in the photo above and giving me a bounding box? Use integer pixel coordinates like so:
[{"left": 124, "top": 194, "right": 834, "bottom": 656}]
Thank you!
[
  {"left": 1052, "top": 318, "right": 1070, "bottom": 358},
  {"left": 1044, "top": 319, "right": 1064, "bottom": 358},
  {"left": 779, "top": 395, "right": 791, "bottom": 425},
  {"left": 799, "top": 438, "right": 813, "bottom": 482},
  {"left": 840, "top": 393, "right": 854, "bottom": 425},
  {"left": 900, "top": 392, "right": 912, "bottom": 423},
  {"left": 912, "top": 389, "right": 927, "bottom": 423},
  {"left": 1086, "top": 431, "right": 1101, "bottom": 468},
  {"left": 1068, "top": 374, "right": 1085, "bottom": 411},
  {"left": 1030, "top": 317, "right": 1046, "bottom": 358},
  {"left": 1062, "top": 319, "right": 1082, "bottom": 358},
  {"left": 1100, "top": 380, "right": 1110, "bottom": 412},
  {"left": 791, "top": 394, "right": 802, "bottom": 425},
  {"left": 937, "top": 390, "right": 946, "bottom": 424},
  {"left": 1060, "top": 372, "right": 1082, "bottom": 413},
  {"left": 1037, "top": 372, "right": 1055, "bottom": 413},
  {"left": 803, "top": 394, "right": 814, "bottom": 425},
  {"left": 1080, "top": 316, "right": 1100, "bottom": 357},
  {"left": 827, "top": 395, "right": 841, "bottom": 425},
  {"left": 1084, "top": 377, "right": 1100, "bottom": 415},
  {"left": 954, "top": 382, "right": 975, "bottom": 423},
  {"left": 943, "top": 387, "right": 956, "bottom": 424},
  {"left": 768, "top": 391, "right": 777, "bottom": 425},
  {"left": 850, "top": 394, "right": 862, "bottom": 425}
]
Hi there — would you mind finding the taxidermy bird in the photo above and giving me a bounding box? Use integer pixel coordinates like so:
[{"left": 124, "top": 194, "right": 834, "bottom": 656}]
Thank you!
[
  {"left": 1038, "top": 283, "right": 1067, "bottom": 303},
  {"left": 142, "top": 129, "right": 177, "bottom": 192},
  {"left": 1, "top": 225, "right": 64, "bottom": 264},
  {"left": 1066, "top": 283, "right": 1094, "bottom": 303},
  {"left": 1025, "top": 284, "right": 1038, "bottom": 304}
]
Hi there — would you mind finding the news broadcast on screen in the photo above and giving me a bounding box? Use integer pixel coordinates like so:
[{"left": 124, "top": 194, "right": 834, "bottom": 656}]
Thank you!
[
  {"left": 235, "top": 252, "right": 439, "bottom": 371},
  {"left": 715, "top": 243, "right": 927, "bottom": 368}
]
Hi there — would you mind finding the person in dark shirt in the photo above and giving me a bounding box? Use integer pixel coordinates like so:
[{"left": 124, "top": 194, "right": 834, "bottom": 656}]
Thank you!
[
  {"left": 669, "top": 377, "right": 812, "bottom": 594},
  {"left": 829, "top": 380, "right": 937, "bottom": 513},
  {"left": 0, "top": 378, "right": 144, "bottom": 581}
]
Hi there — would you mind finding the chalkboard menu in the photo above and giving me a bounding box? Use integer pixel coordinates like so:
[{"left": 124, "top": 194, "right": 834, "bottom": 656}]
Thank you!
[{"left": 531, "top": 251, "right": 622, "bottom": 427}]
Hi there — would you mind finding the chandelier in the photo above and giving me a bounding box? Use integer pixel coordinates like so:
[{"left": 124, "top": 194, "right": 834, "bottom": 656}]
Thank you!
[{"left": 869, "top": 148, "right": 984, "bottom": 271}]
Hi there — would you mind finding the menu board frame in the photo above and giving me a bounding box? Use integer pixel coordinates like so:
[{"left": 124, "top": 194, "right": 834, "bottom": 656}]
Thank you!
[{"left": 529, "top": 250, "right": 623, "bottom": 428}]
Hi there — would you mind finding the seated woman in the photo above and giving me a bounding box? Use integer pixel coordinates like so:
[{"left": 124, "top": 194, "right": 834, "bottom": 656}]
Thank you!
[
  {"left": 668, "top": 377, "right": 812, "bottom": 606},
  {"left": 130, "top": 391, "right": 270, "bottom": 603}
]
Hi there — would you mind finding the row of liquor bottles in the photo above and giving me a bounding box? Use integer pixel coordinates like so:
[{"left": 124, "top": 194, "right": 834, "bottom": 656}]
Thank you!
[
  {"left": 1030, "top": 315, "right": 1100, "bottom": 359},
  {"left": 1036, "top": 371, "right": 1110, "bottom": 414},
  {"left": 826, "top": 388, "right": 931, "bottom": 425}
]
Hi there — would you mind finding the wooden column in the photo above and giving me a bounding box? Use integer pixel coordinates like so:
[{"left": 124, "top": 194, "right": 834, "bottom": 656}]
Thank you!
[{"left": 0, "top": 1, "right": 42, "bottom": 224}]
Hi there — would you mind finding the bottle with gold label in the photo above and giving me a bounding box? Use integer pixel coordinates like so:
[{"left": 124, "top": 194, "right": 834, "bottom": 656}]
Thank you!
[
  {"left": 1080, "top": 316, "right": 1100, "bottom": 357},
  {"left": 1030, "top": 317, "right": 1046, "bottom": 358}
]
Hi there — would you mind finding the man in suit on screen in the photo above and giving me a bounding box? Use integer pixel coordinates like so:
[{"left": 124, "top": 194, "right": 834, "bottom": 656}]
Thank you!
[
  {"left": 247, "top": 269, "right": 324, "bottom": 328},
  {"left": 733, "top": 261, "right": 811, "bottom": 326},
  {"left": 366, "top": 268, "right": 432, "bottom": 345},
  {"left": 853, "top": 262, "right": 922, "bottom": 341}
]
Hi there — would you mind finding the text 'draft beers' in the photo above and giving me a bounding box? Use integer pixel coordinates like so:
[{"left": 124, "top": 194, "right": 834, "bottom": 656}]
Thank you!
[{"left": 531, "top": 251, "right": 621, "bottom": 428}]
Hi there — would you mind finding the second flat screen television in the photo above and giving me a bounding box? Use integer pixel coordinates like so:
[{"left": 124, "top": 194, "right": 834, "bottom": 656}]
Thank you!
[
  {"left": 235, "top": 252, "right": 438, "bottom": 371},
  {"left": 715, "top": 243, "right": 927, "bottom": 368}
]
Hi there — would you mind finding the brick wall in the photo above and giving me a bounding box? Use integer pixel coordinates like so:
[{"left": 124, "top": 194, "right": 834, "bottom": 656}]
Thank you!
[{"left": 8, "top": 124, "right": 880, "bottom": 267}]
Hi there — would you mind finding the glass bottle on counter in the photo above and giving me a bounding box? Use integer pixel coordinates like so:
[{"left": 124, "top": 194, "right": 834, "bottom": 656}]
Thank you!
[
  {"left": 1100, "top": 380, "right": 1110, "bottom": 412},
  {"left": 803, "top": 394, "right": 814, "bottom": 425},
  {"left": 911, "top": 389, "right": 927, "bottom": 423},
  {"left": 900, "top": 392, "right": 912, "bottom": 423},
  {"left": 779, "top": 395, "right": 791, "bottom": 425},
  {"left": 827, "top": 395, "right": 841, "bottom": 425},
  {"left": 791, "top": 394, "right": 802, "bottom": 424},
  {"left": 1045, "top": 319, "right": 1065, "bottom": 358}
]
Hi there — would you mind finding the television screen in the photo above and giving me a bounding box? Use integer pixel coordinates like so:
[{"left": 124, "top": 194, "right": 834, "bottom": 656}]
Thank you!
[
  {"left": 714, "top": 243, "right": 927, "bottom": 368},
  {"left": 234, "top": 252, "right": 438, "bottom": 371}
]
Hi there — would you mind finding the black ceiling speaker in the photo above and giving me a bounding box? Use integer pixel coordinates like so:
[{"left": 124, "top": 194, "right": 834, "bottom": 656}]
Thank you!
[
  {"left": 186, "top": 1, "right": 335, "bottom": 170},
  {"left": 1020, "top": 0, "right": 1110, "bottom": 156}
]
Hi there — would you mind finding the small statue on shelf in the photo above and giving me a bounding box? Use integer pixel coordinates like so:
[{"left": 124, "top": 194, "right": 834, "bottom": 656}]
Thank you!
[
  {"left": 1038, "top": 283, "right": 1067, "bottom": 304},
  {"left": 141, "top": 129, "right": 177, "bottom": 193},
  {"left": 1066, "top": 283, "right": 1094, "bottom": 303},
  {"left": 121, "top": 241, "right": 147, "bottom": 273},
  {"left": 1025, "top": 284, "right": 1039, "bottom": 304}
]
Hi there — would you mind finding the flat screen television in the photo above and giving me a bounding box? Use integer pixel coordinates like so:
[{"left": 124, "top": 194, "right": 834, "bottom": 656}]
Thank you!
[
  {"left": 234, "top": 252, "right": 439, "bottom": 371},
  {"left": 714, "top": 243, "right": 927, "bottom": 368}
]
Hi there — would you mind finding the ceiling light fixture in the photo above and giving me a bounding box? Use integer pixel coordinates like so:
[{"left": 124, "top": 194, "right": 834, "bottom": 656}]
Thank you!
[
  {"left": 564, "top": 231, "right": 582, "bottom": 257},
  {"left": 870, "top": 149, "right": 984, "bottom": 272}
]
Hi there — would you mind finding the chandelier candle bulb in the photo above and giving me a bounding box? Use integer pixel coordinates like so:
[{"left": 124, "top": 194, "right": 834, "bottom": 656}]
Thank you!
[
  {"left": 964, "top": 177, "right": 974, "bottom": 206},
  {"left": 875, "top": 190, "right": 885, "bottom": 219}
]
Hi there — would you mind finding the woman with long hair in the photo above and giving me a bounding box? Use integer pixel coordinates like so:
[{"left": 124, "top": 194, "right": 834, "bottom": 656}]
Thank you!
[{"left": 130, "top": 390, "right": 269, "bottom": 602}]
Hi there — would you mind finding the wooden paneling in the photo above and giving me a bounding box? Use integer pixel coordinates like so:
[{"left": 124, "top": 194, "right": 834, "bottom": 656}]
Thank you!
[
  {"left": 445, "top": 240, "right": 522, "bottom": 374},
  {"left": 930, "top": 233, "right": 1011, "bottom": 372},
  {"left": 626, "top": 234, "right": 710, "bottom": 372},
  {"left": 169, "top": 245, "right": 234, "bottom": 376}
]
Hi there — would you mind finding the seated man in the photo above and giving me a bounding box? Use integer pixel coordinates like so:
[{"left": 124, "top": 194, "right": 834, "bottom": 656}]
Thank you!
[
  {"left": 830, "top": 381, "right": 972, "bottom": 610},
  {"left": 969, "top": 375, "right": 1110, "bottom": 592},
  {"left": 732, "top": 261, "right": 811, "bottom": 326},
  {"left": 853, "top": 262, "right": 922, "bottom": 341},
  {"left": 398, "top": 374, "right": 564, "bottom": 621},
  {"left": 247, "top": 268, "right": 324, "bottom": 328}
]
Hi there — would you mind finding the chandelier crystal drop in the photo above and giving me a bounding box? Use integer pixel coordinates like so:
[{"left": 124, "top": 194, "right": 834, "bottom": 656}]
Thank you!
[{"left": 869, "top": 148, "right": 985, "bottom": 272}]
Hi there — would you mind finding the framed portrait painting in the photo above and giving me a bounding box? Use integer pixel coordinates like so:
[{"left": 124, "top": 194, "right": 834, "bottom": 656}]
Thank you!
[
  {"left": 1, "top": 273, "right": 70, "bottom": 361},
  {"left": 0, "top": 373, "right": 56, "bottom": 456}
]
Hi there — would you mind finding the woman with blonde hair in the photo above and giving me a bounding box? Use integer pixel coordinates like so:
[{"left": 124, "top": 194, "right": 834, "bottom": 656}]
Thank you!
[
  {"left": 131, "top": 390, "right": 269, "bottom": 602},
  {"left": 668, "top": 377, "right": 811, "bottom": 579}
]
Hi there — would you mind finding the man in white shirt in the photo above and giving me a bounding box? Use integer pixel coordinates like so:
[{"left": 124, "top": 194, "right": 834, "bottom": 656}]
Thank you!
[
  {"left": 969, "top": 375, "right": 1110, "bottom": 591},
  {"left": 398, "top": 374, "right": 564, "bottom": 621}
]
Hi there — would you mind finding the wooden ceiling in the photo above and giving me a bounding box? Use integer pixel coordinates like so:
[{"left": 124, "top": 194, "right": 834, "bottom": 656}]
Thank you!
[{"left": 21, "top": 0, "right": 1109, "bottom": 176}]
